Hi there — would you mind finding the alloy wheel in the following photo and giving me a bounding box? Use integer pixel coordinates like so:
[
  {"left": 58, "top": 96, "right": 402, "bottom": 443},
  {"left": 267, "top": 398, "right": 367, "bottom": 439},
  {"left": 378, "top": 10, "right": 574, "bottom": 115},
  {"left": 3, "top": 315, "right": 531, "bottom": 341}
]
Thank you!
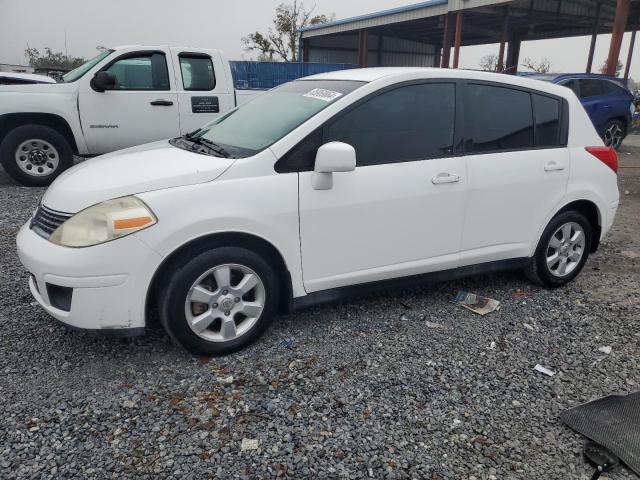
[
  {"left": 545, "top": 222, "right": 586, "bottom": 277},
  {"left": 604, "top": 123, "right": 623, "bottom": 149},
  {"left": 184, "top": 263, "right": 265, "bottom": 342}
]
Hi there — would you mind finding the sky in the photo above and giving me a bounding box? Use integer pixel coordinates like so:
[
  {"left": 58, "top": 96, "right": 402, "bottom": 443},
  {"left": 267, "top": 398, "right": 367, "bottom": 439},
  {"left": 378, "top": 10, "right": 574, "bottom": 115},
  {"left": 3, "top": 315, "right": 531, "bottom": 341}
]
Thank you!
[{"left": 1, "top": 0, "right": 639, "bottom": 79}]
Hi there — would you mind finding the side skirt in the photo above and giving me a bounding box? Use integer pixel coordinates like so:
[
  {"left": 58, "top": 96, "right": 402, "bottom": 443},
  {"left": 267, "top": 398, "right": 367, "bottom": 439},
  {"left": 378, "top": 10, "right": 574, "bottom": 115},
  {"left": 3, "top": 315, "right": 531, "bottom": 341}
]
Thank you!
[{"left": 291, "top": 258, "right": 530, "bottom": 312}]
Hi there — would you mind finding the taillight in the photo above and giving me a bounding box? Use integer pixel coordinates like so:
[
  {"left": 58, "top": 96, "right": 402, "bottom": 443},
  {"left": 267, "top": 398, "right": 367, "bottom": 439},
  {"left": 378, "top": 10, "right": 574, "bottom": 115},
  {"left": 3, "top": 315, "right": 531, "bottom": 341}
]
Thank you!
[{"left": 585, "top": 146, "right": 618, "bottom": 173}]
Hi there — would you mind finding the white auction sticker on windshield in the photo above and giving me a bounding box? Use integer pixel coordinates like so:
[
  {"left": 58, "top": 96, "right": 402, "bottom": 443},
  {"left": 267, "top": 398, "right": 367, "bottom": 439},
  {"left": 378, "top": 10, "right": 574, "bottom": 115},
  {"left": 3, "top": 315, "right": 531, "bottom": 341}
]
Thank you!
[{"left": 303, "top": 88, "right": 343, "bottom": 102}]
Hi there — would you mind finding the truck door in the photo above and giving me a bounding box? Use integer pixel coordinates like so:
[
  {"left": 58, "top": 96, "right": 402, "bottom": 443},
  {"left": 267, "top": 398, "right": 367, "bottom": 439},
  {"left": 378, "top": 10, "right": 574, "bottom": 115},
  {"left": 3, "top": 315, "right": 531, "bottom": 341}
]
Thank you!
[
  {"left": 79, "top": 49, "right": 180, "bottom": 154},
  {"left": 171, "top": 49, "right": 235, "bottom": 134}
]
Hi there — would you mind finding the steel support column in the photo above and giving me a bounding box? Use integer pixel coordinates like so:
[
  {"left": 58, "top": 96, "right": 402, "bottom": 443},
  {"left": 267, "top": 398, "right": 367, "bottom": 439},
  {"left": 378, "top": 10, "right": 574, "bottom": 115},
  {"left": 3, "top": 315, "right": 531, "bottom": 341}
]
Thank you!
[
  {"left": 586, "top": 2, "right": 601, "bottom": 73},
  {"left": 358, "top": 29, "right": 369, "bottom": 67},
  {"left": 605, "top": 0, "right": 631, "bottom": 75},
  {"left": 453, "top": 12, "right": 463, "bottom": 68},
  {"left": 624, "top": 28, "right": 637, "bottom": 81},
  {"left": 505, "top": 36, "right": 521, "bottom": 74},
  {"left": 441, "top": 13, "right": 455, "bottom": 68},
  {"left": 497, "top": 9, "right": 509, "bottom": 72}
]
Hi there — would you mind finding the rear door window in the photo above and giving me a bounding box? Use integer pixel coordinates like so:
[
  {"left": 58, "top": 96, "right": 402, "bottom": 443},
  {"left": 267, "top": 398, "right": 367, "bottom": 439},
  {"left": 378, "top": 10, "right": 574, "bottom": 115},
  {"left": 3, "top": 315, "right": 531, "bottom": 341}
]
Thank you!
[
  {"left": 560, "top": 79, "right": 579, "bottom": 96},
  {"left": 179, "top": 55, "right": 216, "bottom": 91},
  {"left": 465, "top": 84, "right": 534, "bottom": 153},
  {"left": 578, "top": 79, "right": 605, "bottom": 98}
]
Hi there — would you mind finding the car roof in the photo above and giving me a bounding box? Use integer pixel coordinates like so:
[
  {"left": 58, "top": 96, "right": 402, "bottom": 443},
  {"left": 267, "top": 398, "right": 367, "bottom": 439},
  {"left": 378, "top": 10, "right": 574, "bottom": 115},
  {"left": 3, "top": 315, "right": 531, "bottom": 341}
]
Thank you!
[
  {"left": 304, "top": 67, "right": 574, "bottom": 98},
  {"left": 525, "top": 72, "right": 629, "bottom": 87}
]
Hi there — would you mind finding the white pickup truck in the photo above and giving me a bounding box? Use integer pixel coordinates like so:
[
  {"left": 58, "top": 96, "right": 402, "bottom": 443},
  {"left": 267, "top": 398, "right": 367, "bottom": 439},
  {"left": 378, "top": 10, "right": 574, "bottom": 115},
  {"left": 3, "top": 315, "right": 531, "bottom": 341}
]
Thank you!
[{"left": 0, "top": 45, "right": 260, "bottom": 186}]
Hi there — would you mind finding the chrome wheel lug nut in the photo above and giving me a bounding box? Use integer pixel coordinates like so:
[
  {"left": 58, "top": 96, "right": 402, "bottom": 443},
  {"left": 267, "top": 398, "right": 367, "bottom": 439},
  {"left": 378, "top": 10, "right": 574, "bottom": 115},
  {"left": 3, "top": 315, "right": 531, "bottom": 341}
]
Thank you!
[
  {"left": 234, "top": 297, "right": 240, "bottom": 303},
  {"left": 224, "top": 311, "right": 230, "bottom": 316},
  {"left": 222, "top": 289, "right": 228, "bottom": 295},
  {"left": 213, "top": 303, "right": 218, "bottom": 308}
]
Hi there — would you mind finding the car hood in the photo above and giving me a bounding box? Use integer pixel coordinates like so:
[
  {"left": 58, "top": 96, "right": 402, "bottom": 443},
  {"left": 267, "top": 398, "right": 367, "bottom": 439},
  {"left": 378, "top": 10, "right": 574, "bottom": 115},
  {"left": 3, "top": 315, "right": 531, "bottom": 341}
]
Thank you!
[{"left": 42, "top": 140, "right": 236, "bottom": 213}]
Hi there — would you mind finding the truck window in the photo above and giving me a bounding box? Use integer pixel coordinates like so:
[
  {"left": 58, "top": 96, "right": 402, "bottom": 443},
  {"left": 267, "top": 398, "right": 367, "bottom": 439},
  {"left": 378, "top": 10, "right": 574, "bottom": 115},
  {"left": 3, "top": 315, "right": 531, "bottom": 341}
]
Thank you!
[
  {"left": 179, "top": 55, "right": 216, "bottom": 91},
  {"left": 104, "top": 52, "right": 170, "bottom": 90}
]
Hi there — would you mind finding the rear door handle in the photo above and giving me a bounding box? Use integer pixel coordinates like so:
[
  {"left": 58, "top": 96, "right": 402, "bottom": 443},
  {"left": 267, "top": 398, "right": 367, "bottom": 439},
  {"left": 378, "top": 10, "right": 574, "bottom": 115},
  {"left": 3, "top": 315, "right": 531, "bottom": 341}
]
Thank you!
[
  {"left": 431, "top": 172, "right": 460, "bottom": 184},
  {"left": 544, "top": 161, "right": 565, "bottom": 172},
  {"left": 150, "top": 99, "right": 174, "bottom": 106}
]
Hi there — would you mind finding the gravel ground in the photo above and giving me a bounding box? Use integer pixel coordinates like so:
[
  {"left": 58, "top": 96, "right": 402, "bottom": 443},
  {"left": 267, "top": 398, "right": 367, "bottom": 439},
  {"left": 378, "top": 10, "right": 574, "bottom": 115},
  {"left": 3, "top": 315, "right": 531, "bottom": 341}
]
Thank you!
[{"left": 1, "top": 145, "right": 639, "bottom": 480}]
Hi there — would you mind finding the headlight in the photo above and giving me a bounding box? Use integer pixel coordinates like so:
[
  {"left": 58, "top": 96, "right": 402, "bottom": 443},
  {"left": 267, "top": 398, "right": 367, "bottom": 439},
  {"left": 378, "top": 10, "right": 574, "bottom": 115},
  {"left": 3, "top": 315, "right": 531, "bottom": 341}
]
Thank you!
[{"left": 49, "top": 196, "right": 157, "bottom": 247}]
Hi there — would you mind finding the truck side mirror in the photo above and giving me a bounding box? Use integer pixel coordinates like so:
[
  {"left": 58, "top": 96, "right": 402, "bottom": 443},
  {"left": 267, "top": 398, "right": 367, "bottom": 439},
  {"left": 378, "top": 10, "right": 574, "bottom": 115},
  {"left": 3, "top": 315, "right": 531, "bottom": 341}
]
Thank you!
[{"left": 90, "top": 71, "right": 116, "bottom": 92}]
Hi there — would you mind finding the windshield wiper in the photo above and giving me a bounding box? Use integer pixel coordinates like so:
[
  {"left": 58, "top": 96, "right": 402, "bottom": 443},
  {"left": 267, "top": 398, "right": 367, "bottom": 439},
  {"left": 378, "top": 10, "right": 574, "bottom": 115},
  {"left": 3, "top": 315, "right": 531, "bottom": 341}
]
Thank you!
[{"left": 182, "top": 132, "right": 230, "bottom": 158}]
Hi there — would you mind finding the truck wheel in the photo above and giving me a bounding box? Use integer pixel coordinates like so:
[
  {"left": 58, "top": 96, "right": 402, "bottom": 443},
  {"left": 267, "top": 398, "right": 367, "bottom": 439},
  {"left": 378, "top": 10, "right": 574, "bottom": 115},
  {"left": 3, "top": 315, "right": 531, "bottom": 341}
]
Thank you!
[
  {"left": 603, "top": 119, "right": 624, "bottom": 150},
  {"left": 0, "top": 125, "right": 73, "bottom": 186},
  {"left": 159, "top": 246, "right": 280, "bottom": 356}
]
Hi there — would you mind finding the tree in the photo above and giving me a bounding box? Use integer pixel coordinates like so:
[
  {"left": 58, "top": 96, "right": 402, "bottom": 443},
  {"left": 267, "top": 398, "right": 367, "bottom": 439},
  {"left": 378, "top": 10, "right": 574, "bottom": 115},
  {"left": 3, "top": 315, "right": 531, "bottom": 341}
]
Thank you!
[
  {"left": 521, "top": 57, "right": 553, "bottom": 73},
  {"left": 478, "top": 54, "right": 499, "bottom": 72},
  {"left": 24, "top": 47, "right": 86, "bottom": 70},
  {"left": 599, "top": 59, "right": 623, "bottom": 76},
  {"left": 242, "top": 1, "right": 332, "bottom": 62}
]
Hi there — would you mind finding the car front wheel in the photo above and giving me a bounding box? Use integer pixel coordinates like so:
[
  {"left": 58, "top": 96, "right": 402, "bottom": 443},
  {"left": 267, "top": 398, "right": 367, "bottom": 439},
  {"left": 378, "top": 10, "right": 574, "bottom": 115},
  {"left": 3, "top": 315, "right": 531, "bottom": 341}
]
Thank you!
[
  {"left": 159, "top": 247, "right": 280, "bottom": 356},
  {"left": 525, "top": 211, "right": 592, "bottom": 288}
]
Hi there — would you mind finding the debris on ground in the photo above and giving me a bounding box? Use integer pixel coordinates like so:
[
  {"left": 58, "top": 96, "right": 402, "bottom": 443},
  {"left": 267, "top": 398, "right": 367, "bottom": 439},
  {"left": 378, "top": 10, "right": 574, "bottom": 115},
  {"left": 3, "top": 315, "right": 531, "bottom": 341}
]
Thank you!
[
  {"left": 489, "top": 341, "right": 496, "bottom": 350},
  {"left": 217, "top": 375, "right": 234, "bottom": 384},
  {"left": 241, "top": 438, "right": 260, "bottom": 451},
  {"left": 621, "top": 250, "right": 640, "bottom": 259},
  {"left": 512, "top": 290, "right": 530, "bottom": 298},
  {"left": 523, "top": 323, "right": 535, "bottom": 331},
  {"left": 425, "top": 320, "right": 443, "bottom": 329},
  {"left": 534, "top": 364, "right": 556, "bottom": 377},
  {"left": 453, "top": 291, "right": 501, "bottom": 315},
  {"left": 598, "top": 346, "right": 613, "bottom": 355}
]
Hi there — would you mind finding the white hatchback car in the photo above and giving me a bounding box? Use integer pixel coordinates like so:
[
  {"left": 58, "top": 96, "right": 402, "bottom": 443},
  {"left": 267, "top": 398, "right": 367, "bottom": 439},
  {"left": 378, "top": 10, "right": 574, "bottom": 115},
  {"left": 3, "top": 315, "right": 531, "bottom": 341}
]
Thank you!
[{"left": 17, "top": 68, "right": 619, "bottom": 355}]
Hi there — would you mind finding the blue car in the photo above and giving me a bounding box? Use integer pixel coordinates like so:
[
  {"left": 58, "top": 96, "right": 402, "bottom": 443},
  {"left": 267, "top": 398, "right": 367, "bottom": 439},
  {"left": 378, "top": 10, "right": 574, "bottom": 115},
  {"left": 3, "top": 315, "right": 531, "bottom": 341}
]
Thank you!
[{"left": 526, "top": 73, "right": 635, "bottom": 149}]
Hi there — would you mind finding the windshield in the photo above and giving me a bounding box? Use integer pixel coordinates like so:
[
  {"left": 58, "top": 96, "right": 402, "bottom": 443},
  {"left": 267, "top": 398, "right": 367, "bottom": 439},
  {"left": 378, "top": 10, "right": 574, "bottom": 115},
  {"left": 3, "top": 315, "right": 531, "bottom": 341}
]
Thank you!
[
  {"left": 191, "top": 79, "right": 365, "bottom": 158},
  {"left": 62, "top": 49, "right": 114, "bottom": 83}
]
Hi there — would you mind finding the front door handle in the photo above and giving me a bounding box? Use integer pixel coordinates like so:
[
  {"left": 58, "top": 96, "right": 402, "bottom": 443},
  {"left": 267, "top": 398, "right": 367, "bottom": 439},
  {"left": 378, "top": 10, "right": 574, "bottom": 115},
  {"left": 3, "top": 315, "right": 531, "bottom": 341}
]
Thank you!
[
  {"left": 544, "top": 161, "right": 565, "bottom": 172},
  {"left": 431, "top": 172, "right": 460, "bottom": 184},
  {"left": 150, "top": 99, "right": 174, "bottom": 106}
]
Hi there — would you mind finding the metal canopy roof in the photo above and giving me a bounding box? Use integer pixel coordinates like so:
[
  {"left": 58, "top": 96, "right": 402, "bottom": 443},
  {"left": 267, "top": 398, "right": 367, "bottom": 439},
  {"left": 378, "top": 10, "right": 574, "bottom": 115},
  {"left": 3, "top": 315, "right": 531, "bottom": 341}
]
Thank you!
[{"left": 301, "top": 0, "right": 640, "bottom": 46}]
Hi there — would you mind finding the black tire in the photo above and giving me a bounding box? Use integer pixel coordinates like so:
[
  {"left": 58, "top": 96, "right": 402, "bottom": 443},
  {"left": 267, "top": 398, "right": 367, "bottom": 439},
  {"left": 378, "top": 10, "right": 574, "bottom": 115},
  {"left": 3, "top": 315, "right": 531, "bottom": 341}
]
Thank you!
[
  {"left": 602, "top": 119, "right": 625, "bottom": 150},
  {"left": 525, "top": 211, "right": 592, "bottom": 288},
  {"left": 0, "top": 124, "right": 74, "bottom": 186},
  {"left": 159, "top": 246, "right": 280, "bottom": 356}
]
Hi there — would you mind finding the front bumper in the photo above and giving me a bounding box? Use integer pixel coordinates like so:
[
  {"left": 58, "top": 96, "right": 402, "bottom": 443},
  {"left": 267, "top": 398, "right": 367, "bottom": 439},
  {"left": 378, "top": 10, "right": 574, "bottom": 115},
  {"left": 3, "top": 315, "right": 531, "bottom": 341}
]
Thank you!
[{"left": 16, "top": 222, "right": 163, "bottom": 333}]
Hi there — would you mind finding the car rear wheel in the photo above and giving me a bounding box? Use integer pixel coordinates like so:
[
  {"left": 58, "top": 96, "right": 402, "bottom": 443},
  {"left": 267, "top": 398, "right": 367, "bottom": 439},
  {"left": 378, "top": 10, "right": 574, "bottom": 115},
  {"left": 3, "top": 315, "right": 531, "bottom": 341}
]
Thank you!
[
  {"left": 525, "top": 211, "right": 592, "bottom": 288},
  {"left": 603, "top": 119, "right": 625, "bottom": 149},
  {"left": 159, "top": 247, "right": 280, "bottom": 356},
  {"left": 0, "top": 125, "right": 74, "bottom": 186}
]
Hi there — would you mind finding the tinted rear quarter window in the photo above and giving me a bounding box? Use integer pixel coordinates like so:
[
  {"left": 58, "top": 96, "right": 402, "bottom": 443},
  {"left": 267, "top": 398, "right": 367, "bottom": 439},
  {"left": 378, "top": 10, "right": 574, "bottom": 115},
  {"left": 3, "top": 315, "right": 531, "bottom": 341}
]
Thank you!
[
  {"left": 533, "top": 94, "right": 561, "bottom": 147},
  {"left": 466, "top": 84, "right": 534, "bottom": 152}
]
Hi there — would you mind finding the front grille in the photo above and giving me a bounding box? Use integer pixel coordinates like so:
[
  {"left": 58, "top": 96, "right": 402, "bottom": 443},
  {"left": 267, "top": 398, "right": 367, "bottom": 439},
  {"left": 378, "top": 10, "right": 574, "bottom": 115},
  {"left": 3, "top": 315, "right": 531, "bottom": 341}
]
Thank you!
[{"left": 30, "top": 205, "right": 72, "bottom": 239}]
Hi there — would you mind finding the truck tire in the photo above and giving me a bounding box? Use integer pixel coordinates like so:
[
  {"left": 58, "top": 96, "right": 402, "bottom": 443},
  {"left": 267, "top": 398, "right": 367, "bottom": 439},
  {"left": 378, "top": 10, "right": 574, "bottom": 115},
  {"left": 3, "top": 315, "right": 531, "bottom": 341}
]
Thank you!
[{"left": 0, "top": 125, "right": 74, "bottom": 186}]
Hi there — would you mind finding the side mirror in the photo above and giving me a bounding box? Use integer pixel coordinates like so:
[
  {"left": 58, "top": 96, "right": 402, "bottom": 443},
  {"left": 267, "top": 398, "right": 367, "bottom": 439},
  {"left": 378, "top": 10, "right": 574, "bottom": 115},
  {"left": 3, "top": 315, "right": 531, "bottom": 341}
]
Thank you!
[
  {"left": 90, "top": 71, "right": 116, "bottom": 92},
  {"left": 312, "top": 142, "right": 356, "bottom": 190}
]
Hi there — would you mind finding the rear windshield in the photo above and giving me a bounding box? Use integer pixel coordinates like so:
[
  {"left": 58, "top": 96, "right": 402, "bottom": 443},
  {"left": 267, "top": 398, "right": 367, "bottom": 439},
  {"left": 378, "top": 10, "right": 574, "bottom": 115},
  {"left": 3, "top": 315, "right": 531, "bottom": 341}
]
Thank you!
[{"left": 194, "top": 79, "right": 365, "bottom": 157}]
